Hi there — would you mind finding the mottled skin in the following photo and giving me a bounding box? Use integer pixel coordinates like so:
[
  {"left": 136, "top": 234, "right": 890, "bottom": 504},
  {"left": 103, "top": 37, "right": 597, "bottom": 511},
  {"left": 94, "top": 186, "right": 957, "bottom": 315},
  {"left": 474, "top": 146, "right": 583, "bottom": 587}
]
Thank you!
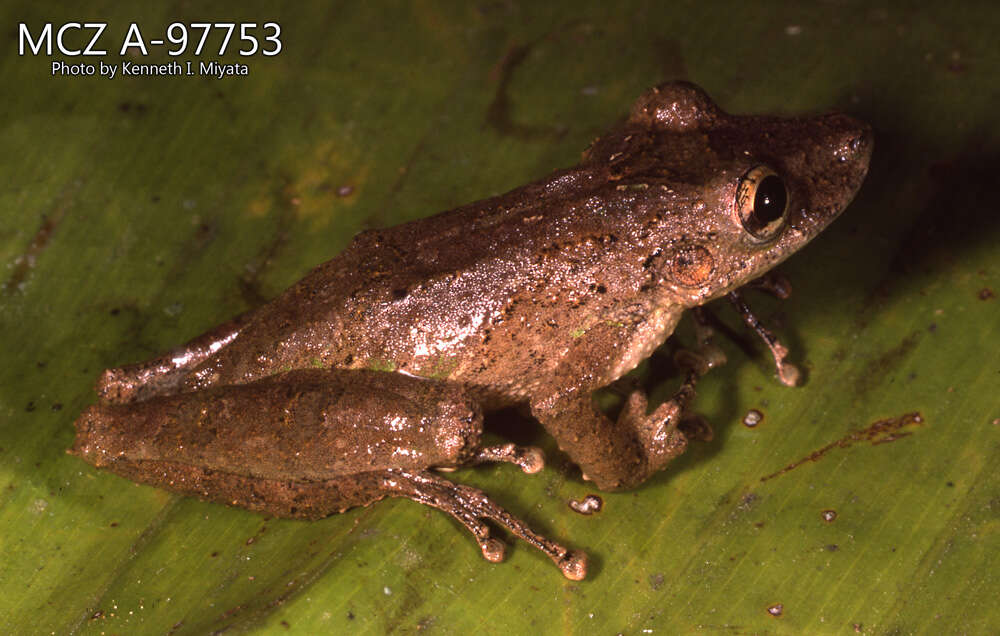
[
  {"left": 73, "top": 82, "right": 871, "bottom": 579},
  {"left": 78, "top": 369, "right": 486, "bottom": 482}
]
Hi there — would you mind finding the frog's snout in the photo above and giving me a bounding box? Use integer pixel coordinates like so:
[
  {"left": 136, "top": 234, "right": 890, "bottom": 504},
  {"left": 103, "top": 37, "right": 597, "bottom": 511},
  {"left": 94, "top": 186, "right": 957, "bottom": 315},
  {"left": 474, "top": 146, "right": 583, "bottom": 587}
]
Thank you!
[
  {"left": 822, "top": 113, "right": 873, "bottom": 171},
  {"left": 839, "top": 122, "right": 874, "bottom": 167}
]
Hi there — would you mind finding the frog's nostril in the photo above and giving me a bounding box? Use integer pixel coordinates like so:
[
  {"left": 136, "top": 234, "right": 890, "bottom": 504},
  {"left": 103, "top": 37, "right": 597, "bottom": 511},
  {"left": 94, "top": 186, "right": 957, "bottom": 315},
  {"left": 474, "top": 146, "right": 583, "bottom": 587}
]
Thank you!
[
  {"left": 834, "top": 128, "right": 873, "bottom": 164},
  {"left": 850, "top": 129, "right": 873, "bottom": 155}
]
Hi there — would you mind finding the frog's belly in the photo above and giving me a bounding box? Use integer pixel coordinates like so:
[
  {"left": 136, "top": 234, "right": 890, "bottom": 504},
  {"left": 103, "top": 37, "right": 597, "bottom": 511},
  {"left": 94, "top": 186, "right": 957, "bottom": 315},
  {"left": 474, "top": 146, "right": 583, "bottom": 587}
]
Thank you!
[
  {"left": 372, "top": 305, "right": 682, "bottom": 407},
  {"left": 603, "top": 306, "right": 682, "bottom": 384}
]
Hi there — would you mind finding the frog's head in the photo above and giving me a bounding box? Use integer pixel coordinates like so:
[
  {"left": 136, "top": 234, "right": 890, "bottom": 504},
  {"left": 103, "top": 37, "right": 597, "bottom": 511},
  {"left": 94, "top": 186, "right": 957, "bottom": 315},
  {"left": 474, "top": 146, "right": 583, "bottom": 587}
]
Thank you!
[{"left": 619, "top": 81, "right": 873, "bottom": 306}]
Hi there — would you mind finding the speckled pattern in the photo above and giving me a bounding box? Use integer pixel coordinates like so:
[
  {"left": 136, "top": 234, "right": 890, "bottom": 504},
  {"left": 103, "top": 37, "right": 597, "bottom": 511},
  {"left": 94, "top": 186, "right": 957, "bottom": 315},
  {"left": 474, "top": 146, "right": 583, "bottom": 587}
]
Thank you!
[{"left": 75, "top": 82, "right": 870, "bottom": 578}]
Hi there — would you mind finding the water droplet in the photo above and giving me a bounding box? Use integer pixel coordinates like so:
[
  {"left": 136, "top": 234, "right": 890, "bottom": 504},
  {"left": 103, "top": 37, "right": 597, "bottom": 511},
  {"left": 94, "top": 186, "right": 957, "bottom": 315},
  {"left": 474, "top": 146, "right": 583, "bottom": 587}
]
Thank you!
[
  {"left": 743, "top": 409, "right": 764, "bottom": 428},
  {"left": 568, "top": 494, "right": 603, "bottom": 515}
]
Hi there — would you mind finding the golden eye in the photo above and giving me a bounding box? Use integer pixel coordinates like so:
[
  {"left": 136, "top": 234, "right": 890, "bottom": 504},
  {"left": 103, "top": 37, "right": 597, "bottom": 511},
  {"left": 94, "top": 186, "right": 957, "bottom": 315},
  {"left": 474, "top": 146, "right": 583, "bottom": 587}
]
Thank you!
[{"left": 736, "top": 166, "right": 788, "bottom": 241}]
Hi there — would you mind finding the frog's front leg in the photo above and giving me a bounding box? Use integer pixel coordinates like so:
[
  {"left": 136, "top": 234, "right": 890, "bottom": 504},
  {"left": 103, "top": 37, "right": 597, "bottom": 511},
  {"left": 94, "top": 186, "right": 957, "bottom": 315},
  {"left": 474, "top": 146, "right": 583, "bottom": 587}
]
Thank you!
[
  {"left": 531, "top": 372, "right": 695, "bottom": 491},
  {"left": 727, "top": 288, "right": 801, "bottom": 386},
  {"left": 530, "top": 318, "right": 726, "bottom": 491}
]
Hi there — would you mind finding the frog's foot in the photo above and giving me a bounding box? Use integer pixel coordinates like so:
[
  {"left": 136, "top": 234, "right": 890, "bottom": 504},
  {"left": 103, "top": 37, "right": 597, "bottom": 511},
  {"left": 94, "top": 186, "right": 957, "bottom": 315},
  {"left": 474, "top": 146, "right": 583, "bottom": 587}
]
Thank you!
[
  {"left": 96, "top": 364, "right": 175, "bottom": 405},
  {"left": 471, "top": 444, "right": 545, "bottom": 474},
  {"left": 616, "top": 333, "right": 725, "bottom": 476},
  {"left": 617, "top": 370, "right": 699, "bottom": 476},
  {"left": 96, "top": 312, "right": 248, "bottom": 404},
  {"left": 727, "top": 290, "right": 800, "bottom": 387},
  {"left": 382, "top": 469, "right": 588, "bottom": 580}
]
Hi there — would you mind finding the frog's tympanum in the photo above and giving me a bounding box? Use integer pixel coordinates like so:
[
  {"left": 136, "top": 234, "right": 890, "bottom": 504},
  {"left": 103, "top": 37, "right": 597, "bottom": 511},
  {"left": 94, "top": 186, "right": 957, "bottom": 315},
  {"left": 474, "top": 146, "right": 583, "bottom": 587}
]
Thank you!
[{"left": 73, "top": 82, "right": 871, "bottom": 580}]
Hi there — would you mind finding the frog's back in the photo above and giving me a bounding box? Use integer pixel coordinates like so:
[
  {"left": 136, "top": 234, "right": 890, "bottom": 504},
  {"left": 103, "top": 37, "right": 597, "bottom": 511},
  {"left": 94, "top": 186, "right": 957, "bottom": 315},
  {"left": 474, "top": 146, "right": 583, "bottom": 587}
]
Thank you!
[
  {"left": 181, "top": 164, "right": 671, "bottom": 396},
  {"left": 101, "top": 81, "right": 873, "bottom": 407}
]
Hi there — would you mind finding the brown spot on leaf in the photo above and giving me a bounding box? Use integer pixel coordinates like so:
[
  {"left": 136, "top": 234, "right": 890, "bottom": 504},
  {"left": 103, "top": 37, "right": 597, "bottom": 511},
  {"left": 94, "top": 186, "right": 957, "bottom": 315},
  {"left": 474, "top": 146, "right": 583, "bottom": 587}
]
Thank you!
[
  {"left": 743, "top": 409, "right": 764, "bottom": 428},
  {"left": 568, "top": 494, "right": 603, "bottom": 515},
  {"left": 4, "top": 214, "right": 58, "bottom": 295},
  {"left": 118, "top": 101, "right": 148, "bottom": 115},
  {"left": 761, "top": 412, "right": 924, "bottom": 482},
  {"left": 649, "top": 572, "right": 665, "bottom": 590},
  {"left": 853, "top": 333, "right": 920, "bottom": 398}
]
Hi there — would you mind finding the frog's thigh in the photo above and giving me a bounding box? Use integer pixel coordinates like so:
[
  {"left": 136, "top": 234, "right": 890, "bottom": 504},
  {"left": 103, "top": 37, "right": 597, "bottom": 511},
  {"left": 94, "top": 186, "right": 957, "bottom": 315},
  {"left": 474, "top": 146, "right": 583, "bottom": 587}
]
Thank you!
[
  {"left": 85, "top": 368, "right": 496, "bottom": 479},
  {"left": 97, "top": 309, "right": 253, "bottom": 404}
]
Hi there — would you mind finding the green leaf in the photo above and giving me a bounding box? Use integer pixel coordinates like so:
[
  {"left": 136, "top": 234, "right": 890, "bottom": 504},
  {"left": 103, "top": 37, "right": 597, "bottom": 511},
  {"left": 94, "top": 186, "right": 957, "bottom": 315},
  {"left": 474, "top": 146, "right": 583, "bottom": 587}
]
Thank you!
[{"left": 1, "top": 2, "right": 997, "bottom": 634}]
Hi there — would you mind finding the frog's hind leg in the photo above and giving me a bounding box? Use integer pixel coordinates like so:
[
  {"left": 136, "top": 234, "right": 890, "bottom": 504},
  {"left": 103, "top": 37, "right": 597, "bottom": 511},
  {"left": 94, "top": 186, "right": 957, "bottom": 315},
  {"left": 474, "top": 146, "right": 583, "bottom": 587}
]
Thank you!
[
  {"left": 96, "top": 310, "right": 252, "bottom": 404},
  {"left": 381, "top": 469, "right": 587, "bottom": 580}
]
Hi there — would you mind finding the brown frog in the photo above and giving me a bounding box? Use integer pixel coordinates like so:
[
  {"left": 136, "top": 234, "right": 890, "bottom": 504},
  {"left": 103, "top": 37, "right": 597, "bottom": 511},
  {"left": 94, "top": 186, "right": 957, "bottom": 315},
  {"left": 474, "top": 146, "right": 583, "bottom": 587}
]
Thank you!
[{"left": 72, "top": 81, "right": 872, "bottom": 580}]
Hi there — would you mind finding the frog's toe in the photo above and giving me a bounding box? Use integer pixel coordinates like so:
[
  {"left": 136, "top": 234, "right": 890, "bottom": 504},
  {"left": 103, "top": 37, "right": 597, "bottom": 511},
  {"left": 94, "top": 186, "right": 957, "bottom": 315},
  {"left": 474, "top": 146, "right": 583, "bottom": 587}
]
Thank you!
[
  {"left": 617, "top": 391, "right": 689, "bottom": 473},
  {"left": 619, "top": 390, "right": 650, "bottom": 424},
  {"left": 644, "top": 401, "right": 689, "bottom": 464},
  {"left": 559, "top": 550, "right": 588, "bottom": 581},
  {"left": 776, "top": 361, "right": 801, "bottom": 387},
  {"left": 383, "top": 469, "right": 586, "bottom": 579},
  {"left": 472, "top": 444, "right": 546, "bottom": 474},
  {"left": 517, "top": 446, "right": 546, "bottom": 474},
  {"left": 481, "top": 537, "right": 507, "bottom": 563}
]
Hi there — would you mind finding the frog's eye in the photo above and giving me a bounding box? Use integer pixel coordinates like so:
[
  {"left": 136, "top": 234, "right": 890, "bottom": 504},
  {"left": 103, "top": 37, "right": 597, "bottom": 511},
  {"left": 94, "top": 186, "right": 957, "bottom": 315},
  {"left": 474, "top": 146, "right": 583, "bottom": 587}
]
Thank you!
[{"left": 736, "top": 166, "right": 788, "bottom": 241}]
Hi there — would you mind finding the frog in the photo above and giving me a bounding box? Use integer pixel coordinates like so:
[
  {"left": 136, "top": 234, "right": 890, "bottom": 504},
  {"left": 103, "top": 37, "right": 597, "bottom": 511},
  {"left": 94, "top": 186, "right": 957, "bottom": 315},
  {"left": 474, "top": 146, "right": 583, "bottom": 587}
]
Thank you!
[{"left": 72, "top": 81, "right": 872, "bottom": 580}]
